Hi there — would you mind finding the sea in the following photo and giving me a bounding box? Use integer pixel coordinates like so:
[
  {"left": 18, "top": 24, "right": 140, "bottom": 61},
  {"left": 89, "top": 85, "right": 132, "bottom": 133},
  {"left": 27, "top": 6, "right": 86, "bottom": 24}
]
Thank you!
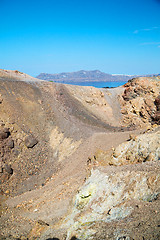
[{"left": 55, "top": 81, "right": 127, "bottom": 88}]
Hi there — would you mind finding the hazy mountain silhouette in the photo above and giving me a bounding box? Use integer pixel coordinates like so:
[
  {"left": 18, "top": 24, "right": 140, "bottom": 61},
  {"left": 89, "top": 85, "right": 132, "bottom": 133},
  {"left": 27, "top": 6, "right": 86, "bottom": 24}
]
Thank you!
[{"left": 36, "top": 70, "right": 156, "bottom": 83}]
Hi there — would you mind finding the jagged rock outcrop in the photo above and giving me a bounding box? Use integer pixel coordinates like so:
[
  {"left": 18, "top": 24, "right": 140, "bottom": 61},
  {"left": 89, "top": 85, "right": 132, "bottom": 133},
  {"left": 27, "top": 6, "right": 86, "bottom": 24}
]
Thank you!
[
  {"left": 91, "top": 131, "right": 160, "bottom": 166},
  {"left": 153, "top": 95, "right": 160, "bottom": 124},
  {"left": 64, "top": 168, "right": 160, "bottom": 240},
  {"left": 63, "top": 131, "right": 160, "bottom": 240},
  {"left": 120, "top": 76, "right": 160, "bottom": 129},
  {"left": 0, "top": 127, "right": 14, "bottom": 184}
]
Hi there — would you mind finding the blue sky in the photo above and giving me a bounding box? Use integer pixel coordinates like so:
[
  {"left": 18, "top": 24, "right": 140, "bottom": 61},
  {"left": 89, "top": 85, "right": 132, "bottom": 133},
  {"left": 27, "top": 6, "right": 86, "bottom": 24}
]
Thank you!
[{"left": 0, "top": 0, "right": 160, "bottom": 76}]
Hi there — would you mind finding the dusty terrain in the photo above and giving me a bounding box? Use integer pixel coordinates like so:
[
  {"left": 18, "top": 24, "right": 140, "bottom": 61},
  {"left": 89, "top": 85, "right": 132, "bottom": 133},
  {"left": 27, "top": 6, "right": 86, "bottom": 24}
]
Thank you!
[{"left": 0, "top": 70, "right": 159, "bottom": 240}]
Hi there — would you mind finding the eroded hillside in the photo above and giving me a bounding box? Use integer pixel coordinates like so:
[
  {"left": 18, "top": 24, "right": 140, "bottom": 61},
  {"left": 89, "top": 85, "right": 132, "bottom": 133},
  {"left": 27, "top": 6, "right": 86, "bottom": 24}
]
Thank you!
[{"left": 0, "top": 70, "right": 159, "bottom": 240}]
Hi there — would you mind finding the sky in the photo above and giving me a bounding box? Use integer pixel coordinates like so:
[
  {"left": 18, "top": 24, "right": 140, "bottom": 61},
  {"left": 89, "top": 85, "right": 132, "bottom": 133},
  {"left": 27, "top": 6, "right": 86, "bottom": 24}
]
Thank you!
[{"left": 0, "top": 0, "right": 160, "bottom": 76}]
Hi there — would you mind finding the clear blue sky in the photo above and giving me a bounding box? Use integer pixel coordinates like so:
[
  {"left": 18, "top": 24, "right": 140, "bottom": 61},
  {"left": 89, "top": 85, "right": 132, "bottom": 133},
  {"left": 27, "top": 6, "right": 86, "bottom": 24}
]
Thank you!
[{"left": 0, "top": 0, "right": 160, "bottom": 76}]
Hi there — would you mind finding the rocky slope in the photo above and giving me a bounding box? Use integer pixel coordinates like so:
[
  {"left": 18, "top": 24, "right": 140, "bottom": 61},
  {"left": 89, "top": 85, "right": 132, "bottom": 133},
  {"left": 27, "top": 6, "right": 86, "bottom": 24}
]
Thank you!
[
  {"left": 64, "top": 157, "right": 160, "bottom": 240},
  {"left": 0, "top": 69, "right": 40, "bottom": 82},
  {"left": 0, "top": 69, "right": 159, "bottom": 240}
]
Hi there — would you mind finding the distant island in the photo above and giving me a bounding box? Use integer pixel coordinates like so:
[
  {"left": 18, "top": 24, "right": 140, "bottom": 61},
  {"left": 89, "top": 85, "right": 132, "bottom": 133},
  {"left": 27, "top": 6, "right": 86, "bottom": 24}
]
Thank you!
[{"left": 36, "top": 70, "right": 157, "bottom": 83}]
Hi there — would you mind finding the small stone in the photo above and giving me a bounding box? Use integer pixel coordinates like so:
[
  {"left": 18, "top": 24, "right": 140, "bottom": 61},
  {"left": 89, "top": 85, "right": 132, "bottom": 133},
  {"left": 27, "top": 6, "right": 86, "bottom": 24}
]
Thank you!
[
  {"left": 13, "top": 149, "right": 20, "bottom": 156},
  {"left": 4, "top": 164, "right": 13, "bottom": 174},
  {"left": 1, "top": 173, "right": 10, "bottom": 182},
  {"left": 37, "top": 220, "right": 49, "bottom": 226},
  {"left": 129, "top": 134, "right": 136, "bottom": 141},
  {"left": 24, "top": 135, "right": 38, "bottom": 148},
  {"left": 7, "top": 119, "right": 15, "bottom": 124},
  {"left": 10, "top": 126, "right": 14, "bottom": 132},
  {"left": 0, "top": 121, "right": 5, "bottom": 127},
  {"left": 0, "top": 128, "right": 10, "bottom": 140},
  {"left": 153, "top": 111, "right": 160, "bottom": 123},
  {"left": 5, "top": 190, "right": 10, "bottom": 194},
  {"left": 17, "top": 139, "right": 22, "bottom": 145},
  {"left": 7, "top": 139, "right": 14, "bottom": 148}
]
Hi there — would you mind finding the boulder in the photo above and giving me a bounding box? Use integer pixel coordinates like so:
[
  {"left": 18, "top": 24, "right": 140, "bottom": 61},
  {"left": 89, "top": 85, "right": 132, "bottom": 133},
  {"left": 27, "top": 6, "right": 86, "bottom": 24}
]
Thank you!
[
  {"left": 153, "top": 112, "right": 160, "bottom": 124},
  {"left": 120, "top": 77, "right": 160, "bottom": 128},
  {"left": 6, "top": 139, "right": 14, "bottom": 148},
  {"left": 0, "top": 128, "right": 10, "bottom": 140},
  {"left": 24, "top": 135, "right": 38, "bottom": 148},
  {"left": 0, "top": 121, "right": 5, "bottom": 127},
  {"left": 4, "top": 164, "right": 13, "bottom": 175}
]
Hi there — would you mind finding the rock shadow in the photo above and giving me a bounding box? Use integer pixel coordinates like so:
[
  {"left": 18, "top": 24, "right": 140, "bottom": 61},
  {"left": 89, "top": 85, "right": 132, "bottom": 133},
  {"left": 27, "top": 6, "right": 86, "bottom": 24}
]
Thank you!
[
  {"left": 46, "top": 237, "right": 78, "bottom": 240},
  {"left": 46, "top": 238, "right": 59, "bottom": 240}
]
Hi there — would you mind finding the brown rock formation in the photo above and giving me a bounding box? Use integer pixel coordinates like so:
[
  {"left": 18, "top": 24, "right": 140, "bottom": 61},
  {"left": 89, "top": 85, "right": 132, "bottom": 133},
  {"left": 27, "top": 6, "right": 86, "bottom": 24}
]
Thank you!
[
  {"left": 120, "top": 76, "right": 160, "bottom": 129},
  {"left": 0, "top": 70, "right": 159, "bottom": 240}
]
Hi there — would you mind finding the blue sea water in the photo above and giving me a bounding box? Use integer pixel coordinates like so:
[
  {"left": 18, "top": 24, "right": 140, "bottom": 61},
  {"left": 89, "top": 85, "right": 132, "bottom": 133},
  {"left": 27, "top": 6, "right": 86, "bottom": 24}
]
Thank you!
[{"left": 56, "top": 81, "right": 127, "bottom": 88}]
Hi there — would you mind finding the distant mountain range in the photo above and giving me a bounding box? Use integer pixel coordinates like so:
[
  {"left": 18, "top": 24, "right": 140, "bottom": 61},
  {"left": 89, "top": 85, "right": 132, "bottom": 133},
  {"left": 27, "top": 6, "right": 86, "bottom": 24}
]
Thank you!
[{"left": 36, "top": 70, "right": 157, "bottom": 82}]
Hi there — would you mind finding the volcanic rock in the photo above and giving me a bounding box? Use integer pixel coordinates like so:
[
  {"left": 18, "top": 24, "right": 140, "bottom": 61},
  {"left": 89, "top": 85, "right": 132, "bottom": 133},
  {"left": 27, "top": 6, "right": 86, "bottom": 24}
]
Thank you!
[
  {"left": 4, "top": 164, "right": 13, "bottom": 175},
  {"left": 0, "top": 128, "right": 10, "bottom": 140},
  {"left": 152, "top": 95, "right": 160, "bottom": 124},
  {"left": 24, "top": 135, "right": 38, "bottom": 148},
  {"left": 0, "top": 70, "right": 159, "bottom": 240},
  {"left": 91, "top": 131, "right": 160, "bottom": 166},
  {"left": 155, "top": 95, "right": 160, "bottom": 111},
  {"left": 64, "top": 160, "right": 160, "bottom": 240},
  {"left": 6, "top": 139, "right": 14, "bottom": 149},
  {"left": 120, "top": 76, "right": 160, "bottom": 128}
]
